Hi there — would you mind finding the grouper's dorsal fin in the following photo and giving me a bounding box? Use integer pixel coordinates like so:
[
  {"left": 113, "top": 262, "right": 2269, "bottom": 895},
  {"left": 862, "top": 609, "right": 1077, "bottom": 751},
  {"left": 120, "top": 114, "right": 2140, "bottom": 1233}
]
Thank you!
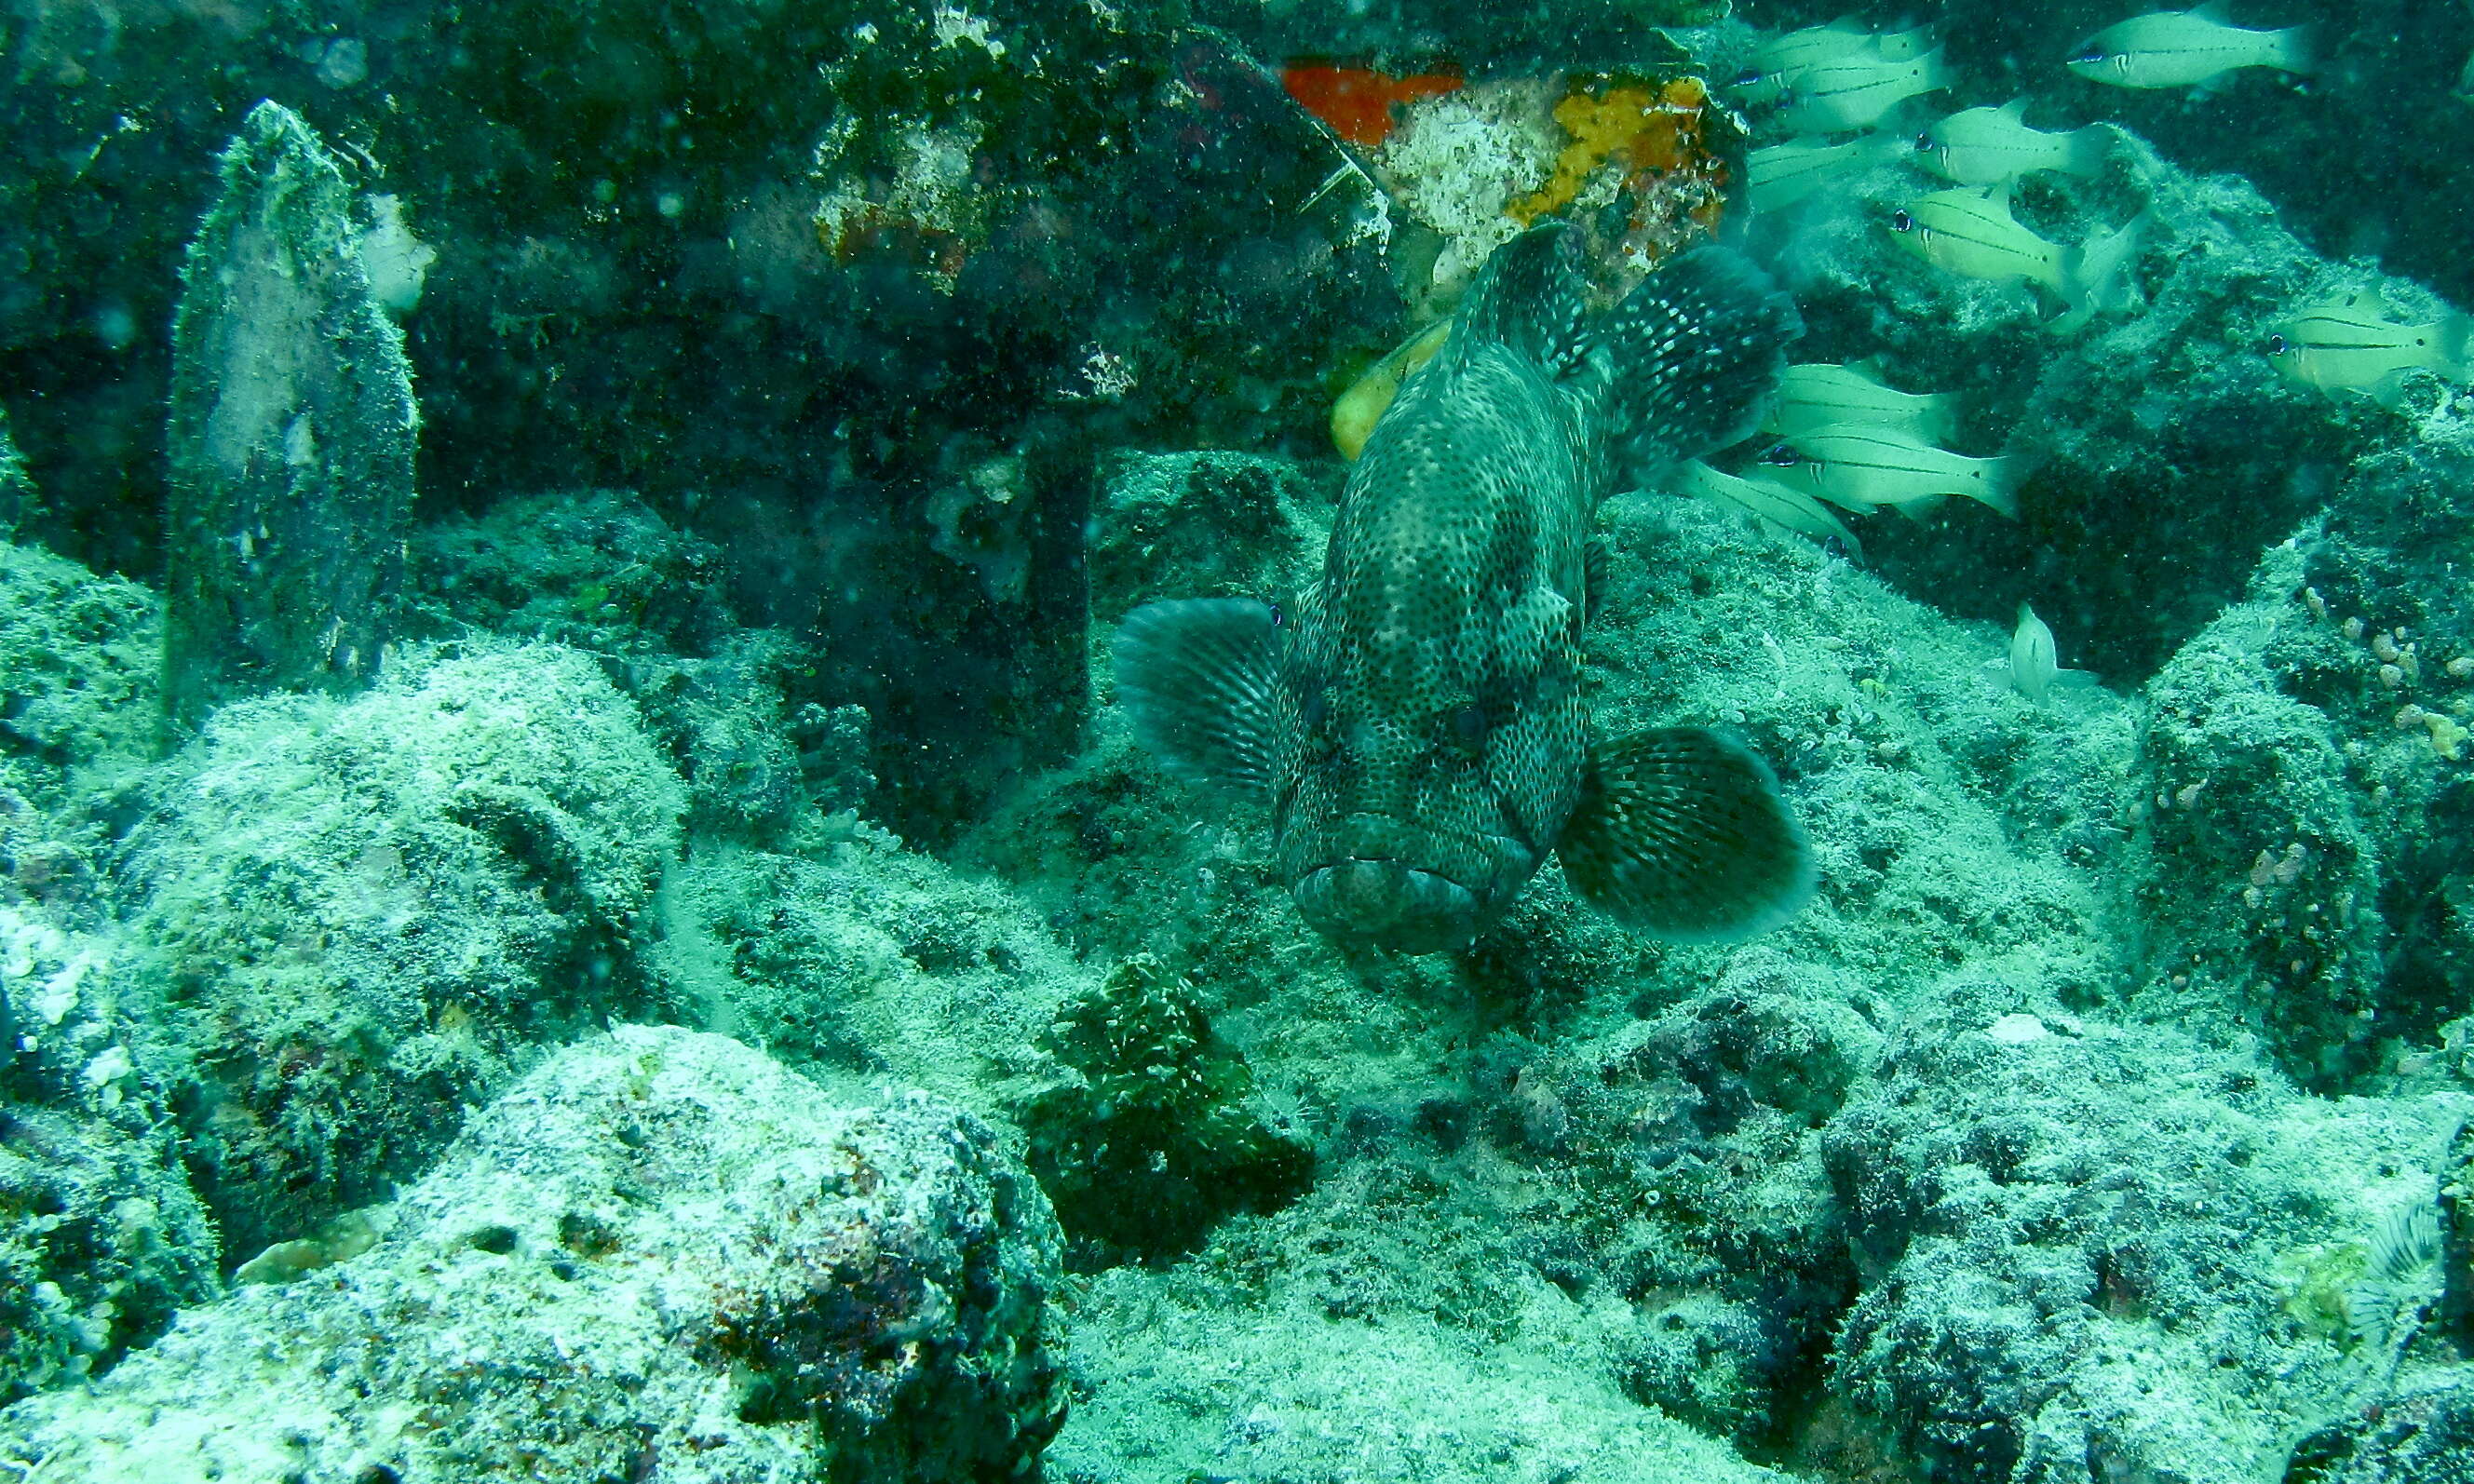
[
  {"left": 1555, "top": 726, "right": 1815, "bottom": 940},
  {"left": 1601, "top": 246, "right": 1803, "bottom": 488},
  {"left": 1440, "top": 221, "right": 1594, "bottom": 382},
  {"left": 1112, "top": 597, "right": 1288, "bottom": 804}
]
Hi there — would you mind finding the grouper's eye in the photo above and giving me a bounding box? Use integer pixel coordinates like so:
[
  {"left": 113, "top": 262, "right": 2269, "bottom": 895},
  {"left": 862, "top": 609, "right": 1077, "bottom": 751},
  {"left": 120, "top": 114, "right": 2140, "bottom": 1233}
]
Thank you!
[{"left": 1450, "top": 704, "right": 1490, "bottom": 745}]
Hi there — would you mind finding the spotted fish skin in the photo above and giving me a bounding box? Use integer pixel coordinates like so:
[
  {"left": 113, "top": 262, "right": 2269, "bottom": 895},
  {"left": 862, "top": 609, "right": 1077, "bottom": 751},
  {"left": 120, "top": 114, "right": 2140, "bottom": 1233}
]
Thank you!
[{"left": 1116, "top": 223, "right": 1815, "bottom": 953}]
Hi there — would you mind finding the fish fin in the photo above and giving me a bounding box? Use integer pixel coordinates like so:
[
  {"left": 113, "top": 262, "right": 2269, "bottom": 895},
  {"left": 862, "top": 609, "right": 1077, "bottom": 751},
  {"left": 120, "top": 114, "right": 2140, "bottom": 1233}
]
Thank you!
[
  {"left": 1914, "top": 391, "right": 1961, "bottom": 445},
  {"left": 2061, "top": 124, "right": 2113, "bottom": 177},
  {"left": 1845, "top": 355, "right": 1891, "bottom": 385},
  {"left": 1700, "top": 470, "right": 1865, "bottom": 557},
  {"left": 2186, "top": 0, "right": 2237, "bottom": 20},
  {"left": 1445, "top": 221, "right": 1592, "bottom": 380},
  {"left": 1875, "top": 23, "right": 1934, "bottom": 61},
  {"left": 1556, "top": 726, "right": 1815, "bottom": 941},
  {"left": 2365, "top": 369, "right": 2417, "bottom": 411},
  {"left": 1914, "top": 44, "right": 1958, "bottom": 91},
  {"left": 1973, "top": 454, "right": 2023, "bottom": 519},
  {"left": 1890, "top": 492, "right": 1949, "bottom": 521},
  {"left": 1112, "top": 597, "right": 1288, "bottom": 804},
  {"left": 2270, "top": 23, "right": 2316, "bottom": 77},
  {"left": 1997, "top": 96, "right": 2030, "bottom": 121},
  {"left": 1600, "top": 247, "right": 1804, "bottom": 485},
  {"left": 2063, "top": 208, "right": 2149, "bottom": 322},
  {"left": 2440, "top": 313, "right": 2474, "bottom": 383}
]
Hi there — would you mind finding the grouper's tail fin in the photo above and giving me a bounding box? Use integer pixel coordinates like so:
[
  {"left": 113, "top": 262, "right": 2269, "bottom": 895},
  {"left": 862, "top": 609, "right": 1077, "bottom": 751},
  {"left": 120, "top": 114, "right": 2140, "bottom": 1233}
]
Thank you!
[{"left": 1598, "top": 246, "right": 1804, "bottom": 486}]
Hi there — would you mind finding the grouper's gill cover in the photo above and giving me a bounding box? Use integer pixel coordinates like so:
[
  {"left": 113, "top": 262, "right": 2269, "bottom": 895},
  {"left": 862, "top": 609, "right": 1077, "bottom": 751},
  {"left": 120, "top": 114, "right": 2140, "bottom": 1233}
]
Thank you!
[{"left": 1115, "top": 223, "right": 1815, "bottom": 953}]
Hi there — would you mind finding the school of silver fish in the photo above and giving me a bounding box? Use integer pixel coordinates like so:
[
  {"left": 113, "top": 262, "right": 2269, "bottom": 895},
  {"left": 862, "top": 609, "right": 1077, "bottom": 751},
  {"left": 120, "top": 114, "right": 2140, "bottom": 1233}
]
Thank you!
[{"left": 1118, "top": 4, "right": 2466, "bottom": 952}]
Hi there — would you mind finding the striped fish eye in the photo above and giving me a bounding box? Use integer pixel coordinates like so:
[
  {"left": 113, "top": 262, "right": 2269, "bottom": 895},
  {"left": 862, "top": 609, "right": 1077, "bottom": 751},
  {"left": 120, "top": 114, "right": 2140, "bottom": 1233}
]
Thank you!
[
  {"left": 2265, "top": 333, "right": 2289, "bottom": 356},
  {"left": 1761, "top": 444, "right": 1801, "bottom": 466},
  {"left": 1889, "top": 209, "right": 1914, "bottom": 233},
  {"left": 1913, "top": 131, "right": 1934, "bottom": 152},
  {"left": 1267, "top": 601, "right": 1284, "bottom": 627}
]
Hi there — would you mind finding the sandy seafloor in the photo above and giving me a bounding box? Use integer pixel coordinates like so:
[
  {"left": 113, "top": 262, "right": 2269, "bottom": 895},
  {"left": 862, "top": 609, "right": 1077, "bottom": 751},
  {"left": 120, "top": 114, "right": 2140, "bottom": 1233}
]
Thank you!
[{"left": 3, "top": 1, "right": 2474, "bottom": 1481}]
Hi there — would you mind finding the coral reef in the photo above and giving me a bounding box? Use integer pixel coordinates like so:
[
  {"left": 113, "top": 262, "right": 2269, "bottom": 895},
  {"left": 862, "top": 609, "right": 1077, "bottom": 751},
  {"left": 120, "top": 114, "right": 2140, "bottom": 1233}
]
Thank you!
[
  {"left": 0, "top": 1025, "right": 1068, "bottom": 1483},
  {"left": 9, "top": 6, "right": 2474, "bottom": 1483}
]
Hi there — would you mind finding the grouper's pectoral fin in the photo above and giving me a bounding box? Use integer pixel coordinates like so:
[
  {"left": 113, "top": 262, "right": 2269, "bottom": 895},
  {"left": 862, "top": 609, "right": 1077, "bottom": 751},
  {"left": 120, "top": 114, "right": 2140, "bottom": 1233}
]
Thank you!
[
  {"left": 1555, "top": 727, "right": 1816, "bottom": 941},
  {"left": 1111, "top": 597, "right": 1287, "bottom": 804}
]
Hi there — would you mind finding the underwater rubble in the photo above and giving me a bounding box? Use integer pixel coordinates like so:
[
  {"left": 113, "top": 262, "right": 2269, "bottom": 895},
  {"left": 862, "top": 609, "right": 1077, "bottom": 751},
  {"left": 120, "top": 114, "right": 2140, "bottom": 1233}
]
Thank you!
[
  {"left": 2, "top": 2, "right": 2474, "bottom": 1483},
  {"left": 0, "top": 1025, "right": 1067, "bottom": 1483}
]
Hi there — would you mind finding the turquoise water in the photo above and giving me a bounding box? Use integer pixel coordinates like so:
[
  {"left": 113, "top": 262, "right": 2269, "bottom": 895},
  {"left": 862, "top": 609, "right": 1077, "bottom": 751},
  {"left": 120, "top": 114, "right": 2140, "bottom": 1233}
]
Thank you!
[{"left": 2, "top": 3, "right": 2471, "bottom": 1480}]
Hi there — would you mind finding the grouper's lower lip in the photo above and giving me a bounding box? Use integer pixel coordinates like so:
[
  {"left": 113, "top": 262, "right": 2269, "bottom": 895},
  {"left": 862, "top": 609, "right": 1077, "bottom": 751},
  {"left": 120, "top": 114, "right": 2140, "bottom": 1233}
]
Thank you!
[{"left": 1291, "top": 859, "right": 1484, "bottom": 953}]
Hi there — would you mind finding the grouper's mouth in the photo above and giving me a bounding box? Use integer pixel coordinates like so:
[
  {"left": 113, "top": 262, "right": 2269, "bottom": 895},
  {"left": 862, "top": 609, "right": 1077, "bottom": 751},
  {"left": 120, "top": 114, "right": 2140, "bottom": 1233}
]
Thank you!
[{"left": 1291, "top": 859, "right": 1487, "bottom": 954}]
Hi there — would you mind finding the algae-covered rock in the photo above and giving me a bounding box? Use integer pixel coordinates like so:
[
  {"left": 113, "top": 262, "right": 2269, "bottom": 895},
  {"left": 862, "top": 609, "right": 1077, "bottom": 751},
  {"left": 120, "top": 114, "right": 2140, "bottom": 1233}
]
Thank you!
[
  {"left": 1821, "top": 988, "right": 2462, "bottom": 1484},
  {"left": 1087, "top": 450, "right": 1330, "bottom": 624},
  {"left": 1052, "top": 1256, "right": 1796, "bottom": 1484},
  {"left": 1022, "top": 953, "right": 1313, "bottom": 1266},
  {"left": 2, "top": 882, "right": 220, "bottom": 1410},
  {"left": 2122, "top": 430, "right": 2474, "bottom": 1088},
  {"left": 0, "top": 540, "right": 163, "bottom": 928},
  {"left": 163, "top": 101, "right": 417, "bottom": 728},
  {"left": 2123, "top": 543, "right": 2388, "bottom": 1087},
  {"left": 0, "top": 1102, "right": 217, "bottom": 1409},
  {"left": 0, "top": 411, "right": 28, "bottom": 535},
  {"left": 2311, "top": 1368, "right": 2474, "bottom": 1484},
  {"left": 655, "top": 837, "right": 1082, "bottom": 1113},
  {"left": 410, "top": 490, "right": 876, "bottom": 841},
  {"left": 0, "top": 539, "right": 160, "bottom": 825},
  {"left": 0, "top": 903, "right": 219, "bottom": 1409},
  {"left": 122, "top": 641, "right": 685, "bottom": 1261},
  {"left": 0, "top": 1024, "right": 1068, "bottom": 1484}
]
